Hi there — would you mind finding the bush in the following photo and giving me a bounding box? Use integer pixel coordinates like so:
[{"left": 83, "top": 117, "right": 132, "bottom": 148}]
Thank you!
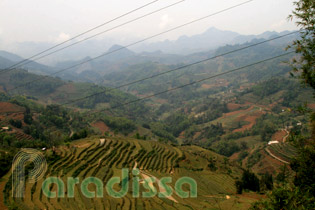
[
  {"left": 208, "top": 157, "right": 217, "bottom": 171},
  {"left": 238, "top": 151, "right": 249, "bottom": 161},
  {"left": 260, "top": 173, "right": 273, "bottom": 191},
  {"left": 216, "top": 141, "right": 240, "bottom": 157},
  {"left": 236, "top": 170, "right": 260, "bottom": 194},
  {"left": 9, "top": 119, "right": 22, "bottom": 128}
]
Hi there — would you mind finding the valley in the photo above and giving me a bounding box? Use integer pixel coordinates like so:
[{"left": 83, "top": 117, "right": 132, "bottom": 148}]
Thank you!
[{"left": 0, "top": 2, "right": 314, "bottom": 208}]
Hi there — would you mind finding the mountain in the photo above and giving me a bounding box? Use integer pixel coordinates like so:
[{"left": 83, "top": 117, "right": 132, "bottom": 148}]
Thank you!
[
  {"left": 52, "top": 45, "right": 187, "bottom": 82},
  {"left": 0, "top": 28, "right": 297, "bottom": 66},
  {"left": 105, "top": 44, "right": 135, "bottom": 60},
  {"left": 0, "top": 28, "right": 312, "bottom": 210},
  {"left": 48, "top": 30, "right": 297, "bottom": 84},
  {"left": 0, "top": 50, "right": 54, "bottom": 75},
  {"left": 134, "top": 27, "right": 240, "bottom": 54},
  {"left": 3, "top": 37, "right": 134, "bottom": 65},
  {"left": 0, "top": 50, "right": 24, "bottom": 62},
  {"left": 133, "top": 27, "right": 297, "bottom": 54},
  {"left": 0, "top": 55, "right": 15, "bottom": 70},
  {"left": 231, "top": 30, "right": 296, "bottom": 45}
]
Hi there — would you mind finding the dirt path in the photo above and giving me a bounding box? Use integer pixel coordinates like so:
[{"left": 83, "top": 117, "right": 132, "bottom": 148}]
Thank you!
[
  {"left": 0, "top": 179, "right": 8, "bottom": 210},
  {"left": 141, "top": 170, "right": 178, "bottom": 203},
  {"left": 265, "top": 148, "right": 289, "bottom": 164},
  {"left": 133, "top": 162, "right": 178, "bottom": 203},
  {"left": 74, "top": 143, "right": 90, "bottom": 148},
  {"left": 203, "top": 195, "right": 230, "bottom": 199},
  {"left": 282, "top": 129, "right": 289, "bottom": 143},
  {"left": 99, "top": 139, "right": 105, "bottom": 146}
]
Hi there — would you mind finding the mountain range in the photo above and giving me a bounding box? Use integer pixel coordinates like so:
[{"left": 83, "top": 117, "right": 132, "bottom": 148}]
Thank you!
[{"left": 0, "top": 27, "right": 298, "bottom": 66}]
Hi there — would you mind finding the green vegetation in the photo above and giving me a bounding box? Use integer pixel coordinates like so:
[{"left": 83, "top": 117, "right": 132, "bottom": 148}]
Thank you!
[
  {"left": 251, "top": 1, "right": 315, "bottom": 209},
  {"left": 0, "top": 2, "right": 314, "bottom": 209},
  {"left": 216, "top": 140, "right": 240, "bottom": 157},
  {"left": 235, "top": 170, "right": 260, "bottom": 194},
  {"left": 0, "top": 150, "right": 14, "bottom": 178}
]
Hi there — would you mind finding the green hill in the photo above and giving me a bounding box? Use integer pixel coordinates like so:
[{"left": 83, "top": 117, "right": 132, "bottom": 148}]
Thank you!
[{"left": 1, "top": 136, "right": 263, "bottom": 210}]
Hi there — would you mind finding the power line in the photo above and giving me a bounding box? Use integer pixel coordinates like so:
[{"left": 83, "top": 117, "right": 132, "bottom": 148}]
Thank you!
[
  {"left": 0, "top": 0, "right": 185, "bottom": 74},
  {"left": 0, "top": 0, "right": 160, "bottom": 74},
  {"left": 59, "top": 31, "right": 299, "bottom": 106},
  {"left": 86, "top": 51, "right": 294, "bottom": 116},
  {"left": 2, "top": 52, "right": 295, "bottom": 136},
  {"left": 6, "top": 0, "right": 254, "bottom": 92}
]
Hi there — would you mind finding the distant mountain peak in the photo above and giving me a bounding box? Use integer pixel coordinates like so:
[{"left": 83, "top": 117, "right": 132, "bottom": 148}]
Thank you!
[
  {"left": 107, "top": 44, "right": 134, "bottom": 54},
  {"left": 102, "top": 44, "right": 135, "bottom": 62},
  {"left": 0, "top": 50, "right": 24, "bottom": 62}
]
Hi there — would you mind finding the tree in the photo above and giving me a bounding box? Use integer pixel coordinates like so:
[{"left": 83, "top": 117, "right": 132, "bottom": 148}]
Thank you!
[
  {"left": 235, "top": 180, "right": 243, "bottom": 194},
  {"left": 287, "top": 0, "right": 315, "bottom": 198},
  {"left": 260, "top": 173, "right": 273, "bottom": 191},
  {"left": 251, "top": 1, "right": 315, "bottom": 209},
  {"left": 24, "top": 113, "right": 33, "bottom": 125},
  {"left": 275, "top": 165, "right": 289, "bottom": 184},
  {"left": 287, "top": 0, "right": 315, "bottom": 90},
  {"left": 9, "top": 119, "right": 22, "bottom": 128},
  {"left": 235, "top": 170, "right": 260, "bottom": 194}
]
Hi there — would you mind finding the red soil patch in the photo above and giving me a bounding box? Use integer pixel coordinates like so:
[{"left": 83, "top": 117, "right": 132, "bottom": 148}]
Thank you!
[
  {"left": 6, "top": 113, "right": 25, "bottom": 123},
  {"left": 230, "top": 151, "right": 241, "bottom": 161},
  {"left": 239, "top": 192, "right": 267, "bottom": 200},
  {"left": 0, "top": 102, "right": 25, "bottom": 113},
  {"left": 233, "top": 113, "right": 262, "bottom": 133},
  {"left": 227, "top": 103, "right": 242, "bottom": 111},
  {"left": 308, "top": 103, "right": 315, "bottom": 109},
  {"left": 272, "top": 130, "right": 287, "bottom": 143},
  {"left": 201, "top": 79, "right": 229, "bottom": 89},
  {"left": 252, "top": 150, "right": 285, "bottom": 175},
  {"left": 201, "top": 84, "right": 215, "bottom": 89},
  {"left": 178, "top": 131, "right": 185, "bottom": 139},
  {"left": 92, "top": 121, "right": 109, "bottom": 134},
  {"left": 193, "top": 132, "right": 201, "bottom": 140},
  {"left": 0, "top": 112, "right": 29, "bottom": 128},
  {"left": 155, "top": 98, "right": 168, "bottom": 104},
  {"left": 223, "top": 106, "right": 254, "bottom": 118},
  {"left": 0, "top": 180, "right": 8, "bottom": 210}
]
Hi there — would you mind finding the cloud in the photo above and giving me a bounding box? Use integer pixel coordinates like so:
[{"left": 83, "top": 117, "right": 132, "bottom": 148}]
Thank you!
[
  {"left": 55, "top": 32, "right": 70, "bottom": 42},
  {"left": 159, "top": 14, "right": 173, "bottom": 29}
]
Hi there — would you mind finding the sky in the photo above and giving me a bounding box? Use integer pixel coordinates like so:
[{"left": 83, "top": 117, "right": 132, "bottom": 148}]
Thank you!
[{"left": 0, "top": 0, "right": 298, "bottom": 46}]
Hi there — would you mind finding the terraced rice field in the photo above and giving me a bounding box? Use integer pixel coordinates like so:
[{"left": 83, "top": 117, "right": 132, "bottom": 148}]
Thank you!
[
  {"left": 267, "top": 143, "right": 298, "bottom": 163},
  {"left": 1, "top": 137, "right": 257, "bottom": 210}
]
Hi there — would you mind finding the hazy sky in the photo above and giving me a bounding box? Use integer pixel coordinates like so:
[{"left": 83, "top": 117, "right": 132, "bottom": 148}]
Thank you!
[{"left": 0, "top": 0, "right": 298, "bottom": 45}]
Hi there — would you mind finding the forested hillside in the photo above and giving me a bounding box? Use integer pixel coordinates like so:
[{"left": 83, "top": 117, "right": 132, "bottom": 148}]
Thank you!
[{"left": 0, "top": 1, "right": 314, "bottom": 208}]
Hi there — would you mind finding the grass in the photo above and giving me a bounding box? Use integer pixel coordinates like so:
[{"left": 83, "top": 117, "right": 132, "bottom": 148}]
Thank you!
[
  {"left": 1, "top": 136, "right": 263, "bottom": 210},
  {"left": 268, "top": 143, "right": 298, "bottom": 162}
]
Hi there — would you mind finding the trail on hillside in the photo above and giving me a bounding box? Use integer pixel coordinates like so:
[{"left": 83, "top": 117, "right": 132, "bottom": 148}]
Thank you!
[
  {"left": 265, "top": 148, "right": 289, "bottom": 164},
  {"left": 0, "top": 177, "right": 8, "bottom": 210},
  {"left": 282, "top": 129, "right": 289, "bottom": 143},
  {"left": 133, "top": 162, "right": 178, "bottom": 203}
]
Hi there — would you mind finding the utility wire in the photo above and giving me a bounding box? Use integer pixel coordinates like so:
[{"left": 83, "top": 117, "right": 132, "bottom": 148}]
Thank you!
[
  {"left": 2, "top": 52, "right": 295, "bottom": 134},
  {"left": 0, "top": 0, "right": 185, "bottom": 74},
  {"left": 58, "top": 31, "right": 299, "bottom": 106},
  {"left": 0, "top": 0, "right": 160, "bottom": 74},
  {"left": 86, "top": 51, "right": 294, "bottom": 116},
  {"left": 6, "top": 0, "right": 254, "bottom": 92}
]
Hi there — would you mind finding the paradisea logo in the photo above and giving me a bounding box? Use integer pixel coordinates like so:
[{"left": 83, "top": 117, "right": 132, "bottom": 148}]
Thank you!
[{"left": 12, "top": 149, "right": 197, "bottom": 199}]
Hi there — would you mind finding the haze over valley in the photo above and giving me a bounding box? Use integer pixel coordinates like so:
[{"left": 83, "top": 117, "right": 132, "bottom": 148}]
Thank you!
[{"left": 0, "top": 0, "right": 314, "bottom": 209}]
